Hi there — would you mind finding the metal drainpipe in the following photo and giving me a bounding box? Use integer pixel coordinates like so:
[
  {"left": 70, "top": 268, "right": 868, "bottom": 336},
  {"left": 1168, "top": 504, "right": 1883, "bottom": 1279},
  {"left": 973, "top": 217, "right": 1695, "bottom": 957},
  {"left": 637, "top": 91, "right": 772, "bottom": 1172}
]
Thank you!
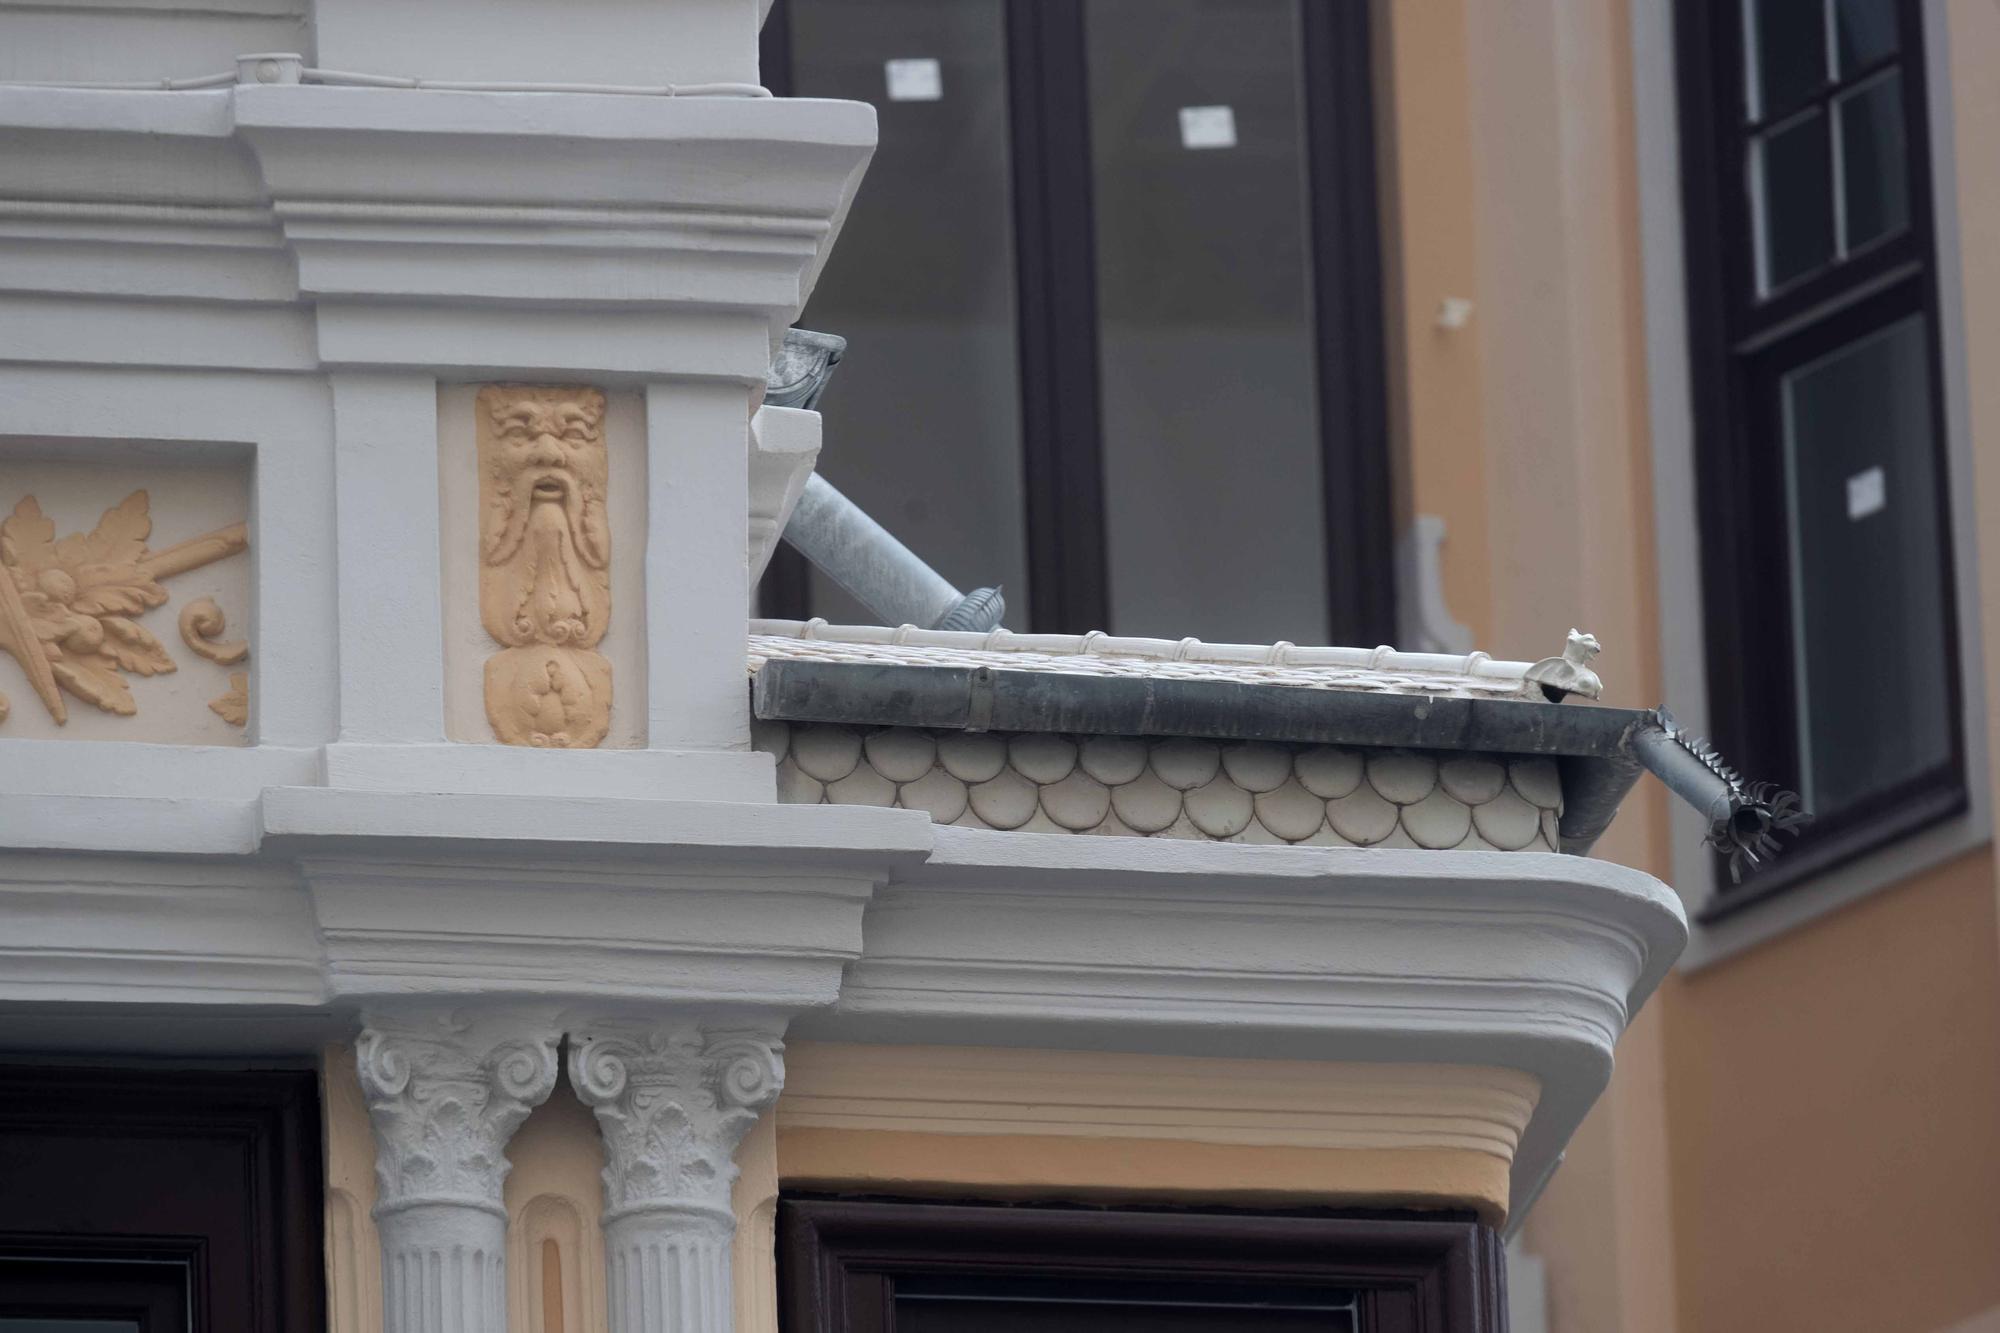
[{"left": 782, "top": 473, "right": 1006, "bottom": 631}]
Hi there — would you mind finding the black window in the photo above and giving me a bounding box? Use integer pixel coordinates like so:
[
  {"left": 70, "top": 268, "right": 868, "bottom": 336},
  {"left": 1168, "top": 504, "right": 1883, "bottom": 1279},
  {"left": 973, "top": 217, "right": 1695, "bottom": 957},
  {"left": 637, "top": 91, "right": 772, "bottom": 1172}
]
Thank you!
[
  {"left": 1675, "top": 0, "right": 1963, "bottom": 912},
  {"left": 779, "top": 1198, "right": 1506, "bottom": 1332},
  {"left": 758, "top": 0, "right": 1393, "bottom": 645}
]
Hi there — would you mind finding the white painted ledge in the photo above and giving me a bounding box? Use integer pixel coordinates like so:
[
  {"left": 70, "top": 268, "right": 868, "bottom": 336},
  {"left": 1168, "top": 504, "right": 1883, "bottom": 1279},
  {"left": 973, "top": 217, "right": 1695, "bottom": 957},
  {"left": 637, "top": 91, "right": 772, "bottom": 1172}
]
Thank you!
[{"left": 0, "top": 800, "right": 1682, "bottom": 1226}]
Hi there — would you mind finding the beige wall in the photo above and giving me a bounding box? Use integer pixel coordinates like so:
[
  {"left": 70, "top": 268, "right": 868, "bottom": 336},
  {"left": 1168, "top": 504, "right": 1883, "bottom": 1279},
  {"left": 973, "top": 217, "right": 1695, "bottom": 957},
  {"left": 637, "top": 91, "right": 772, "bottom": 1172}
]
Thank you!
[
  {"left": 1380, "top": 0, "right": 2000, "bottom": 1329},
  {"left": 1666, "top": 849, "right": 2000, "bottom": 1332}
]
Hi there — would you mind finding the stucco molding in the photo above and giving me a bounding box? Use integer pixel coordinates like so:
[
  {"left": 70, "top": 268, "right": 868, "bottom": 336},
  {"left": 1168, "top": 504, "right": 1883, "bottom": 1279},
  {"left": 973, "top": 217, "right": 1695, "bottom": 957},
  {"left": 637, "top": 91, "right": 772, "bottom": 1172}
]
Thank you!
[
  {"left": 778, "top": 1043, "right": 1539, "bottom": 1161},
  {"left": 795, "top": 828, "right": 1685, "bottom": 1225},
  {"left": 0, "top": 85, "right": 878, "bottom": 378}
]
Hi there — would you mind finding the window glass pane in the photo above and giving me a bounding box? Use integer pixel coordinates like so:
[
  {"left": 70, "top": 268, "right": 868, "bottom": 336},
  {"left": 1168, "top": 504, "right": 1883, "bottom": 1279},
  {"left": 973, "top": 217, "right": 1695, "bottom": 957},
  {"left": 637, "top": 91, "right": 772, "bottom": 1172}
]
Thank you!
[
  {"left": 1834, "top": 0, "right": 1898, "bottom": 74},
  {"left": 1781, "top": 315, "right": 1952, "bottom": 816},
  {"left": 788, "top": 0, "right": 1032, "bottom": 628},
  {"left": 1753, "top": 111, "right": 1834, "bottom": 292},
  {"left": 1837, "top": 71, "right": 1909, "bottom": 253},
  {"left": 1746, "top": 0, "right": 1828, "bottom": 120},
  {"left": 1085, "top": 0, "right": 1328, "bottom": 643}
]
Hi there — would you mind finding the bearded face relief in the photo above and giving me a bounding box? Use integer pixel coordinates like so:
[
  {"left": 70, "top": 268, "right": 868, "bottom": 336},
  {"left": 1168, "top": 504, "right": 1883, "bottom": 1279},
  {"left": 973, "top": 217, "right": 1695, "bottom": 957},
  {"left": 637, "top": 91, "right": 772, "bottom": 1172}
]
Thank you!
[{"left": 476, "top": 385, "right": 613, "bottom": 748}]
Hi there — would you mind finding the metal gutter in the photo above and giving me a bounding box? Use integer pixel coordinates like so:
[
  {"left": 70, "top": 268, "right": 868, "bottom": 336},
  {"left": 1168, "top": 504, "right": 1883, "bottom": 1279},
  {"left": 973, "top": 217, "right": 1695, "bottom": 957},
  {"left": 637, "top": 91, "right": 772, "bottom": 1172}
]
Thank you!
[{"left": 751, "top": 659, "right": 1809, "bottom": 869}]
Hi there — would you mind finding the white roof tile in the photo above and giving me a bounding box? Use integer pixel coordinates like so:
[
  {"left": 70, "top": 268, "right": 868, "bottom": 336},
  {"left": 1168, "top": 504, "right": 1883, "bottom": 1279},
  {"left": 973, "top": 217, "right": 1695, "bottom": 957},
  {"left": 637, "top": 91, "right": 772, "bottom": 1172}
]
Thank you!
[{"left": 747, "top": 619, "right": 1543, "bottom": 702}]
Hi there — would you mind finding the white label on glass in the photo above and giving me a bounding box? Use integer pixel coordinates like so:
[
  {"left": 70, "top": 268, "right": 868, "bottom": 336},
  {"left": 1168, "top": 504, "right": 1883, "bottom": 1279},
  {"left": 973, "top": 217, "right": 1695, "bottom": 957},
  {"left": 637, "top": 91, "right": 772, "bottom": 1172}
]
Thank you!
[
  {"left": 1178, "top": 105, "right": 1237, "bottom": 150},
  {"left": 1846, "top": 465, "right": 1887, "bottom": 520},
  {"left": 885, "top": 58, "right": 943, "bottom": 102}
]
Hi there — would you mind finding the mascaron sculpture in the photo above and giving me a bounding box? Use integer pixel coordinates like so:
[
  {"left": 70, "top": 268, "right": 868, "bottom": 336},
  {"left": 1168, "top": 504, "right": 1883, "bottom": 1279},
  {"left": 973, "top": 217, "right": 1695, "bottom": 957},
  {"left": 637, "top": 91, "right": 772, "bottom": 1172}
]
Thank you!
[{"left": 477, "top": 385, "right": 613, "bottom": 748}]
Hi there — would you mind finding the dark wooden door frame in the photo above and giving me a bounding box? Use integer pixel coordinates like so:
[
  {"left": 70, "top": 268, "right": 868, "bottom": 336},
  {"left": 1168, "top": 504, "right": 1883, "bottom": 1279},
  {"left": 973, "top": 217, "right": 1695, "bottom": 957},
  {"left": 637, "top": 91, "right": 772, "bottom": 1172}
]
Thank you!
[
  {"left": 779, "top": 1198, "right": 1507, "bottom": 1332},
  {"left": 759, "top": 0, "right": 1396, "bottom": 644},
  {"left": 0, "top": 1065, "right": 325, "bottom": 1333}
]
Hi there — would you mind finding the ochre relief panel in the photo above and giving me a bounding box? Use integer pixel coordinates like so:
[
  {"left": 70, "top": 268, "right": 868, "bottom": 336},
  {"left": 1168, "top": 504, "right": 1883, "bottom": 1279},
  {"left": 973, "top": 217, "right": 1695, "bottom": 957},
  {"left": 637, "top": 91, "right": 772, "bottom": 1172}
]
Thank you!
[
  {"left": 440, "top": 385, "right": 647, "bottom": 749},
  {"left": 0, "top": 458, "right": 251, "bottom": 744}
]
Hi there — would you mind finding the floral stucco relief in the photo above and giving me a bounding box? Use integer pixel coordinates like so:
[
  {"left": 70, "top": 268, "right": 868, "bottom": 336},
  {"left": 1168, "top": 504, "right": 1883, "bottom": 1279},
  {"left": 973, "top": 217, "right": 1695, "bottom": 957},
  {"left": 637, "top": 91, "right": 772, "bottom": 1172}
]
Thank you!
[{"left": 0, "top": 490, "right": 248, "bottom": 727}]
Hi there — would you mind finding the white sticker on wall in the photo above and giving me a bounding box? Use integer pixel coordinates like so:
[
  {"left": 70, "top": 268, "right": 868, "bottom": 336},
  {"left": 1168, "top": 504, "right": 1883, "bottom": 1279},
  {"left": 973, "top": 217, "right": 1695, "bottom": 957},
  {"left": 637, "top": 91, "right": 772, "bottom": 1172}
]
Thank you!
[
  {"left": 1178, "top": 105, "right": 1237, "bottom": 150},
  {"left": 885, "top": 58, "right": 943, "bottom": 102},
  {"left": 1847, "top": 464, "right": 1887, "bottom": 521}
]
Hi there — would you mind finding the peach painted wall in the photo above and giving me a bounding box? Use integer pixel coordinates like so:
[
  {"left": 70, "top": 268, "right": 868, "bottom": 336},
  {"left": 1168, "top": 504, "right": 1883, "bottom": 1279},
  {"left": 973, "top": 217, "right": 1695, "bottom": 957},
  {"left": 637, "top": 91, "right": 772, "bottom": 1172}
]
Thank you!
[
  {"left": 1666, "top": 850, "right": 2000, "bottom": 1331},
  {"left": 1380, "top": 0, "right": 2000, "bottom": 1330}
]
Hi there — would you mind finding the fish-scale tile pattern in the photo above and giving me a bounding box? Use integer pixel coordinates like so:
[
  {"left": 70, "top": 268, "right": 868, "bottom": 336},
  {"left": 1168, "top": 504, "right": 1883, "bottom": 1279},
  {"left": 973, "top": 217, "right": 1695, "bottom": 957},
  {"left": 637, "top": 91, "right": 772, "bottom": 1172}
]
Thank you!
[{"left": 759, "top": 723, "right": 1565, "bottom": 852}]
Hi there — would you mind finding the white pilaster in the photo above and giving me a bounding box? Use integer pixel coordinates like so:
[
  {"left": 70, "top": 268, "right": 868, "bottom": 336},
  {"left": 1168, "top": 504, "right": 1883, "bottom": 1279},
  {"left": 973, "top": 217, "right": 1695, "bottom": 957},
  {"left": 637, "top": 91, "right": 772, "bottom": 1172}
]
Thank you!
[
  {"left": 356, "top": 1005, "right": 562, "bottom": 1333},
  {"left": 568, "top": 1016, "right": 785, "bottom": 1333}
]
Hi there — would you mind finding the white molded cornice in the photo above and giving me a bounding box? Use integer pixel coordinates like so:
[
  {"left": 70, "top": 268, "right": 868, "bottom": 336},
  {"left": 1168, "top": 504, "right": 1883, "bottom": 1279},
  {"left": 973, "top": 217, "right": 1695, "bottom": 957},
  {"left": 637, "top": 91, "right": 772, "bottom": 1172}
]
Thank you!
[
  {"left": 267, "top": 788, "right": 930, "bottom": 1007},
  {"left": 793, "top": 827, "right": 1686, "bottom": 1225},
  {"left": 0, "top": 85, "right": 877, "bottom": 376}
]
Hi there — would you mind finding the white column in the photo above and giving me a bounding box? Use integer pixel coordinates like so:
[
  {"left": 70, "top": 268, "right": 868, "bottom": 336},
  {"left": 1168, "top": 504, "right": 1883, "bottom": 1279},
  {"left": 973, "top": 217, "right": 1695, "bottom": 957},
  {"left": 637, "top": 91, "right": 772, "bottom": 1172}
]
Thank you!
[
  {"left": 356, "top": 1005, "right": 562, "bottom": 1333},
  {"left": 568, "top": 1016, "right": 785, "bottom": 1333}
]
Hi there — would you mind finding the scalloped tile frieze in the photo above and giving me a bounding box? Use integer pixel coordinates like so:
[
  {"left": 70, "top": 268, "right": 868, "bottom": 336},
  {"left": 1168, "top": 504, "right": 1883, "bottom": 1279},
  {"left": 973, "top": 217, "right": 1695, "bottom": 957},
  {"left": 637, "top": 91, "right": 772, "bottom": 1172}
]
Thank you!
[{"left": 755, "top": 722, "right": 1563, "bottom": 852}]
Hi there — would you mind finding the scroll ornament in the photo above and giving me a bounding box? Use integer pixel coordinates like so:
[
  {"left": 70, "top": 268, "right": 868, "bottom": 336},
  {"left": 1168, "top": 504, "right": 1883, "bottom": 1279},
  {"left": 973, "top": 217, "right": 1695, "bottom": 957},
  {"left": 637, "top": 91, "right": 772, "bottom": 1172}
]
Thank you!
[
  {"left": 0, "top": 490, "right": 248, "bottom": 726},
  {"left": 477, "top": 385, "right": 613, "bottom": 748}
]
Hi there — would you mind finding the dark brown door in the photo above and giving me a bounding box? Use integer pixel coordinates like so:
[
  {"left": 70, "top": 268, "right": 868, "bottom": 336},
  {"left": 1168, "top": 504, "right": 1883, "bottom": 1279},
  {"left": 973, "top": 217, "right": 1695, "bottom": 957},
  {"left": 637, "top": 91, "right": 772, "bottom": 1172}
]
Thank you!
[{"left": 0, "top": 1067, "right": 324, "bottom": 1333}]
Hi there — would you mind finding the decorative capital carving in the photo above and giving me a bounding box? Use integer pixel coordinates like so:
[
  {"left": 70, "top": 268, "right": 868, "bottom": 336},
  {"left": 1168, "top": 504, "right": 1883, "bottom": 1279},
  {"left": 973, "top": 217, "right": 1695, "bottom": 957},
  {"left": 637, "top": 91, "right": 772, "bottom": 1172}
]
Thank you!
[
  {"left": 567, "top": 1018, "right": 785, "bottom": 1226},
  {"left": 356, "top": 1006, "right": 562, "bottom": 1217}
]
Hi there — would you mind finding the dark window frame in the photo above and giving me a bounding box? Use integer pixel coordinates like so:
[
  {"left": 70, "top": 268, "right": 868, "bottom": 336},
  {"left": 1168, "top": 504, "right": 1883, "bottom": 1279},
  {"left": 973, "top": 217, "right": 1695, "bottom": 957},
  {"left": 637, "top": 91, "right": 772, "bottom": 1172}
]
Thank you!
[
  {"left": 759, "top": 0, "right": 1395, "bottom": 644},
  {"left": 0, "top": 1065, "right": 326, "bottom": 1332},
  {"left": 778, "top": 1197, "right": 1506, "bottom": 1333},
  {"left": 1674, "top": 0, "right": 1965, "bottom": 918}
]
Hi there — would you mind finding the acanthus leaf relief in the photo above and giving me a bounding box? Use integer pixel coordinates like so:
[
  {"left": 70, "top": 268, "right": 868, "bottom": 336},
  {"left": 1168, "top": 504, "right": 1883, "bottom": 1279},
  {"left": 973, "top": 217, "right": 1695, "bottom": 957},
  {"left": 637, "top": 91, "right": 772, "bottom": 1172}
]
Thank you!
[
  {"left": 0, "top": 490, "right": 249, "bottom": 726},
  {"left": 476, "top": 385, "right": 613, "bottom": 748}
]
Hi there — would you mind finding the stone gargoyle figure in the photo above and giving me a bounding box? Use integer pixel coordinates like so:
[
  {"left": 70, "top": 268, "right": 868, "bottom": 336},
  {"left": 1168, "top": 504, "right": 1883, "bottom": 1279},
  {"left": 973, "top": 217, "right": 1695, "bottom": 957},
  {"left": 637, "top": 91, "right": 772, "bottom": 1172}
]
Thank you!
[{"left": 476, "top": 385, "right": 612, "bottom": 748}]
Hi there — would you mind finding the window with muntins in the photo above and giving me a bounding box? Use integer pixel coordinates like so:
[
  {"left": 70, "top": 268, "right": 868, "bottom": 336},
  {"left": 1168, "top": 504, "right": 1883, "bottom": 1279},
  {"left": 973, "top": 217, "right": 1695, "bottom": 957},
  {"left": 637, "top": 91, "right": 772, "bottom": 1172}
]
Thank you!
[{"left": 1675, "top": 0, "right": 1964, "bottom": 916}]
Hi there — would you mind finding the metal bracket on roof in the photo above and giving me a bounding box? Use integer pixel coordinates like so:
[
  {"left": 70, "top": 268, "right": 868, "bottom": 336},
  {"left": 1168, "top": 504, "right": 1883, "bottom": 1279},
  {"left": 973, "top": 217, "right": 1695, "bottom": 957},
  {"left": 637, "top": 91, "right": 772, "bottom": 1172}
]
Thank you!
[
  {"left": 1630, "top": 708, "right": 1811, "bottom": 881},
  {"left": 765, "top": 328, "right": 847, "bottom": 409}
]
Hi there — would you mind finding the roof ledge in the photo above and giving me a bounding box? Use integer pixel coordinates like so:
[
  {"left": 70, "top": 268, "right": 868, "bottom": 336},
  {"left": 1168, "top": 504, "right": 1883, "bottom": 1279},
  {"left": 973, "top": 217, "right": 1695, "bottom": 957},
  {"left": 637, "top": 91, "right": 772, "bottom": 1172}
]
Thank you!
[{"left": 794, "top": 827, "right": 1687, "bottom": 1228}]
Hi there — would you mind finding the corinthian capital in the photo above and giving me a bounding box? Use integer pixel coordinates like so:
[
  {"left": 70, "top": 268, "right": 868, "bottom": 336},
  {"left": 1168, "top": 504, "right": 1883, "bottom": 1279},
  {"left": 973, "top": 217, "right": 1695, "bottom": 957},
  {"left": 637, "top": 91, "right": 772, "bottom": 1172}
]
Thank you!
[
  {"left": 356, "top": 1005, "right": 562, "bottom": 1215},
  {"left": 567, "top": 1017, "right": 785, "bottom": 1224}
]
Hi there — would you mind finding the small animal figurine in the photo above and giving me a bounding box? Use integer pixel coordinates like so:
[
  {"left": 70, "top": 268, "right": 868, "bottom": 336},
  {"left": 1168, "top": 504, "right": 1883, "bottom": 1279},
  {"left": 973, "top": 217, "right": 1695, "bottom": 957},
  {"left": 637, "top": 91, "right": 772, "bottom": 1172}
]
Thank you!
[{"left": 1525, "top": 629, "right": 1603, "bottom": 702}]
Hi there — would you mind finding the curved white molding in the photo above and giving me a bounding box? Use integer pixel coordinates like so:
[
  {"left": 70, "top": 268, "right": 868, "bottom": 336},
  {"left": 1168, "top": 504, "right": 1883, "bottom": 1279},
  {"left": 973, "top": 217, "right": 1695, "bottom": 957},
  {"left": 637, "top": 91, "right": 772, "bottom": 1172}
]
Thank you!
[
  {"left": 569, "top": 1017, "right": 786, "bottom": 1333},
  {"left": 779, "top": 1043, "right": 1539, "bottom": 1161},
  {"left": 794, "top": 828, "right": 1685, "bottom": 1225}
]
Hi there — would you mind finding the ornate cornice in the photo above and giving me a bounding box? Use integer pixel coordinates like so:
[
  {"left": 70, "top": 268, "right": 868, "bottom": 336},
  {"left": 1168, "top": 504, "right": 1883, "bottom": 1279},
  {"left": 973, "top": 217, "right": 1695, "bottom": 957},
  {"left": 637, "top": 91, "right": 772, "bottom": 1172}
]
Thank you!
[
  {"left": 568, "top": 1018, "right": 785, "bottom": 1227},
  {"left": 355, "top": 1006, "right": 561, "bottom": 1216}
]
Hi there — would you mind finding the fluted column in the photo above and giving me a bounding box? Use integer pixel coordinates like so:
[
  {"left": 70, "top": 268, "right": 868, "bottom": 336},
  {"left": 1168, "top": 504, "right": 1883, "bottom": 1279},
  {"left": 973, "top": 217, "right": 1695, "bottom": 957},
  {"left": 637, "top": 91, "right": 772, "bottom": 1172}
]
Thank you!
[
  {"left": 568, "top": 1017, "right": 785, "bottom": 1333},
  {"left": 357, "top": 1006, "right": 562, "bottom": 1333}
]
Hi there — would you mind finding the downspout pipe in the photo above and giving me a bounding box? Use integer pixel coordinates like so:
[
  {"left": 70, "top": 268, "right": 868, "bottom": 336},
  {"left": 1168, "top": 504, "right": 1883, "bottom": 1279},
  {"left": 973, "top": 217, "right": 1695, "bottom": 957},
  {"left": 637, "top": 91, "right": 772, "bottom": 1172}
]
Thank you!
[
  {"left": 766, "top": 328, "right": 1007, "bottom": 632},
  {"left": 782, "top": 474, "right": 1007, "bottom": 631},
  {"left": 1626, "top": 708, "right": 1811, "bottom": 882}
]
